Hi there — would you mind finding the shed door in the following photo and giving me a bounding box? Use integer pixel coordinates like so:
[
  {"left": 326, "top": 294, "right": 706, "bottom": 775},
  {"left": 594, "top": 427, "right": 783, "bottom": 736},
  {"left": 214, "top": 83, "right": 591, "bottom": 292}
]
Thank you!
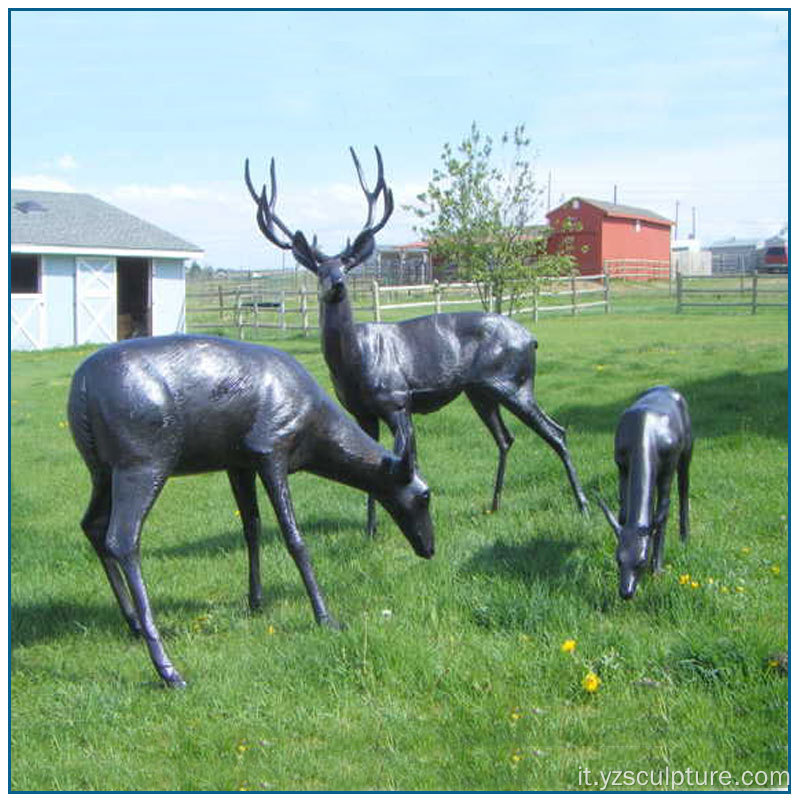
[
  {"left": 76, "top": 256, "right": 117, "bottom": 344},
  {"left": 10, "top": 296, "right": 45, "bottom": 350},
  {"left": 151, "top": 259, "right": 186, "bottom": 335}
]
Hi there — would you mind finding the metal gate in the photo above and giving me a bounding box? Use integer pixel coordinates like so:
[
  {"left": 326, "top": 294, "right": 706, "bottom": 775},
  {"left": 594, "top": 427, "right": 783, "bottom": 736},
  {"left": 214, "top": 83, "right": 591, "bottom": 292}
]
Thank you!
[{"left": 76, "top": 256, "right": 116, "bottom": 344}]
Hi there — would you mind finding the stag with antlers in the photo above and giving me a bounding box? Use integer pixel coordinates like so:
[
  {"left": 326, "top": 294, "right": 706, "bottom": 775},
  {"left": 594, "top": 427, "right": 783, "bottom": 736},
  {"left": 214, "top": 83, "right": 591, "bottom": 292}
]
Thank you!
[{"left": 245, "top": 147, "right": 589, "bottom": 534}]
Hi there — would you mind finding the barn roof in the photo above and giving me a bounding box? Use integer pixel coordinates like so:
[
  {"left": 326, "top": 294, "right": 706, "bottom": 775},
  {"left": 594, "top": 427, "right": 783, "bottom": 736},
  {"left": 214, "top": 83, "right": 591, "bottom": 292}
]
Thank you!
[
  {"left": 10, "top": 189, "right": 203, "bottom": 255},
  {"left": 551, "top": 197, "right": 674, "bottom": 226}
]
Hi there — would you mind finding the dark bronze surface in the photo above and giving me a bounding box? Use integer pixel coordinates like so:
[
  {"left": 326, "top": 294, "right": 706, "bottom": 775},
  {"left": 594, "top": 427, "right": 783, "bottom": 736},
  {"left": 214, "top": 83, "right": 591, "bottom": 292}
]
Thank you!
[
  {"left": 246, "top": 148, "right": 589, "bottom": 533},
  {"left": 598, "top": 386, "right": 693, "bottom": 599},
  {"left": 68, "top": 334, "right": 433, "bottom": 686}
]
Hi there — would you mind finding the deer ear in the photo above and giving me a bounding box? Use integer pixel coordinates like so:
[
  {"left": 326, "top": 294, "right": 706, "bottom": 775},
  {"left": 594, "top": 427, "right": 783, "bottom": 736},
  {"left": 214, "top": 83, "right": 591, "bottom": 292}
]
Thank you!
[
  {"left": 291, "top": 231, "right": 318, "bottom": 273},
  {"left": 383, "top": 442, "right": 414, "bottom": 485},
  {"left": 596, "top": 494, "right": 622, "bottom": 541},
  {"left": 342, "top": 230, "right": 376, "bottom": 272}
]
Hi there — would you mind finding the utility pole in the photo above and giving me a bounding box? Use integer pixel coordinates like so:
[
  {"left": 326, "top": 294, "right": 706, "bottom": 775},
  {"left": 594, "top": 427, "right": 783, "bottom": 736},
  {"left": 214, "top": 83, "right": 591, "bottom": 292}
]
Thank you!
[{"left": 613, "top": 184, "right": 618, "bottom": 204}]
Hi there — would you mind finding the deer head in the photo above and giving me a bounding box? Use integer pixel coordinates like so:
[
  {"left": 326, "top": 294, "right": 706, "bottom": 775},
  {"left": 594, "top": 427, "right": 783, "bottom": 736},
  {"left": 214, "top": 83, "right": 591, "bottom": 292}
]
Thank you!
[
  {"left": 597, "top": 496, "right": 654, "bottom": 600},
  {"left": 245, "top": 147, "right": 394, "bottom": 303}
]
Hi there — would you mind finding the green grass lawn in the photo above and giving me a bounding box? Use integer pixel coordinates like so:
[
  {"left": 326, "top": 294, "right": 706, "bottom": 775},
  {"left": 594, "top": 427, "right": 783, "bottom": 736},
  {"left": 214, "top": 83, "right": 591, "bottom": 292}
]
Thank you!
[{"left": 10, "top": 307, "right": 788, "bottom": 791}]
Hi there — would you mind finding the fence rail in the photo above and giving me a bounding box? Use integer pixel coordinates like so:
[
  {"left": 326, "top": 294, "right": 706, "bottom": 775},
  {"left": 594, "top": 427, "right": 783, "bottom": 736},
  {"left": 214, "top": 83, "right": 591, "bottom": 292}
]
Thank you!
[
  {"left": 187, "top": 273, "right": 616, "bottom": 338},
  {"left": 675, "top": 272, "right": 788, "bottom": 314}
]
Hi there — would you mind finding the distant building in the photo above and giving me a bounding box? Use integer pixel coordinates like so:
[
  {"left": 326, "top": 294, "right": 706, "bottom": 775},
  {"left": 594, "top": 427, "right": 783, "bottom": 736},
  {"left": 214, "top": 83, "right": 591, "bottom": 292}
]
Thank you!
[
  {"left": 351, "top": 242, "right": 432, "bottom": 285},
  {"left": 546, "top": 197, "right": 673, "bottom": 275},
  {"left": 671, "top": 237, "right": 711, "bottom": 276},
  {"left": 11, "top": 189, "right": 203, "bottom": 350},
  {"left": 706, "top": 237, "right": 761, "bottom": 274}
]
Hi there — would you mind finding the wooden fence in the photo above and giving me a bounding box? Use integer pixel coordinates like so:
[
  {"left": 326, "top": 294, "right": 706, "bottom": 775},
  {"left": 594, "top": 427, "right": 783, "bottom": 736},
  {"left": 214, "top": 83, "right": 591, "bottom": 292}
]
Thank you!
[
  {"left": 186, "top": 273, "right": 612, "bottom": 338},
  {"left": 675, "top": 272, "right": 788, "bottom": 314}
]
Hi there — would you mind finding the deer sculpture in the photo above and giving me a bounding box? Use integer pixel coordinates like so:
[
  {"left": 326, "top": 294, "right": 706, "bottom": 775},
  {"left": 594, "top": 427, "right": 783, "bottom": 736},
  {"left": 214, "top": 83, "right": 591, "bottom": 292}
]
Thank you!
[
  {"left": 597, "top": 385, "right": 693, "bottom": 599},
  {"left": 245, "top": 147, "right": 589, "bottom": 534},
  {"left": 68, "top": 335, "right": 434, "bottom": 687}
]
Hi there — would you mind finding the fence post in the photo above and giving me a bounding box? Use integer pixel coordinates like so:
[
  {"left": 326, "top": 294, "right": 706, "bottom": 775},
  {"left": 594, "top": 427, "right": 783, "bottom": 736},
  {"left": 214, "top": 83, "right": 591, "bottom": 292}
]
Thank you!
[
  {"left": 280, "top": 290, "right": 286, "bottom": 330},
  {"left": 676, "top": 272, "right": 683, "bottom": 314},
  {"left": 300, "top": 285, "right": 309, "bottom": 336},
  {"left": 235, "top": 290, "right": 244, "bottom": 339},
  {"left": 571, "top": 273, "right": 577, "bottom": 316},
  {"left": 218, "top": 284, "right": 224, "bottom": 319},
  {"left": 603, "top": 268, "right": 610, "bottom": 313},
  {"left": 372, "top": 280, "right": 381, "bottom": 322},
  {"left": 434, "top": 279, "right": 441, "bottom": 314},
  {"left": 533, "top": 283, "right": 539, "bottom": 323},
  {"left": 751, "top": 272, "right": 758, "bottom": 315}
]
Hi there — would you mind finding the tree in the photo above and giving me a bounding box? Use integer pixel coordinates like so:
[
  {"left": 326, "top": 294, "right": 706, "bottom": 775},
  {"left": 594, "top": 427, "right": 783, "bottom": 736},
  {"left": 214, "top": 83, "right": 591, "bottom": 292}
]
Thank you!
[{"left": 410, "top": 122, "right": 574, "bottom": 314}]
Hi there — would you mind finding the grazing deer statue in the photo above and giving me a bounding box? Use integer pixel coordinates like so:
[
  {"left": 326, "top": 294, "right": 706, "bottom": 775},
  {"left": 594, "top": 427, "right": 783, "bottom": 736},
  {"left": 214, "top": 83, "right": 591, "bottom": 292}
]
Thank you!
[
  {"left": 245, "top": 147, "right": 589, "bottom": 534},
  {"left": 68, "top": 335, "right": 434, "bottom": 687},
  {"left": 597, "top": 385, "right": 693, "bottom": 599}
]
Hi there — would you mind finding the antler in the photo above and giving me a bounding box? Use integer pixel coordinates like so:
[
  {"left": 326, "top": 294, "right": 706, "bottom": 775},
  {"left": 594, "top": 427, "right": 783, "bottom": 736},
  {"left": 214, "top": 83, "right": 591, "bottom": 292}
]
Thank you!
[
  {"left": 350, "top": 146, "right": 394, "bottom": 236},
  {"left": 244, "top": 147, "right": 394, "bottom": 271},
  {"left": 244, "top": 158, "right": 296, "bottom": 251},
  {"left": 339, "top": 146, "right": 395, "bottom": 270}
]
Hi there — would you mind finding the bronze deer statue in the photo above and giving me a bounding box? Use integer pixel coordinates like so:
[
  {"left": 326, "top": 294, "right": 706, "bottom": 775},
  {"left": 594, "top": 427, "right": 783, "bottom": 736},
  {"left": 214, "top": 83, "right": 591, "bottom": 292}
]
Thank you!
[
  {"left": 597, "top": 385, "right": 693, "bottom": 599},
  {"left": 68, "top": 335, "right": 433, "bottom": 687},
  {"left": 245, "top": 148, "right": 588, "bottom": 534}
]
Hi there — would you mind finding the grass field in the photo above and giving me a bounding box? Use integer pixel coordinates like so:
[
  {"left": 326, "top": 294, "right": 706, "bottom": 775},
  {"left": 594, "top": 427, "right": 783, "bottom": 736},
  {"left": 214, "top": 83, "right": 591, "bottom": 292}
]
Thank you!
[{"left": 10, "top": 306, "right": 789, "bottom": 791}]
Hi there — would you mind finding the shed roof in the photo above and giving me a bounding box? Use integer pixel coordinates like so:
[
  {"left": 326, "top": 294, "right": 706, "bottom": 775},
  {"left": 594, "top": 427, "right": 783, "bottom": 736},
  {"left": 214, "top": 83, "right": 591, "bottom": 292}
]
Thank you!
[
  {"left": 11, "top": 189, "right": 203, "bottom": 255},
  {"left": 550, "top": 197, "right": 674, "bottom": 226}
]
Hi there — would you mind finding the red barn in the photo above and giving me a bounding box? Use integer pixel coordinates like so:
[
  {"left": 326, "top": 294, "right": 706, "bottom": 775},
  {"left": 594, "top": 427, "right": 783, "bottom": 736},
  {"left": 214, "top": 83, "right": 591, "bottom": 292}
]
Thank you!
[{"left": 546, "top": 197, "right": 673, "bottom": 276}]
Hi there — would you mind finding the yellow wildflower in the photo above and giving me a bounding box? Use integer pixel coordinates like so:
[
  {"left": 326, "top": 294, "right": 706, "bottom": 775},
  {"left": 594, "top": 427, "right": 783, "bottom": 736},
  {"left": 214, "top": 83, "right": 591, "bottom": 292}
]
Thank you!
[
  {"left": 510, "top": 708, "right": 522, "bottom": 721},
  {"left": 736, "top": 586, "right": 745, "bottom": 593},
  {"left": 510, "top": 749, "right": 523, "bottom": 764},
  {"left": 560, "top": 638, "right": 577, "bottom": 653},
  {"left": 741, "top": 546, "right": 752, "bottom": 555},
  {"left": 267, "top": 625, "right": 276, "bottom": 635},
  {"left": 720, "top": 586, "right": 730, "bottom": 594},
  {"left": 582, "top": 672, "right": 601, "bottom": 693},
  {"left": 690, "top": 581, "right": 700, "bottom": 589},
  {"left": 771, "top": 564, "right": 781, "bottom": 576},
  {"left": 678, "top": 573, "right": 690, "bottom": 585}
]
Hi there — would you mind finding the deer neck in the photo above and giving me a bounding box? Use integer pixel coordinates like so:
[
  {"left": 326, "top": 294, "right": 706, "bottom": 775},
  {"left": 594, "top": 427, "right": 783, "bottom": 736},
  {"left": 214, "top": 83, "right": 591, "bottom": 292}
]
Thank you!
[
  {"left": 625, "top": 440, "right": 657, "bottom": 529},
  {"left": 305, "top": 403, "right": 390, "bottom": 495},
  {"left": 320, "top": 287, "right": 361, "bottom": 376}
]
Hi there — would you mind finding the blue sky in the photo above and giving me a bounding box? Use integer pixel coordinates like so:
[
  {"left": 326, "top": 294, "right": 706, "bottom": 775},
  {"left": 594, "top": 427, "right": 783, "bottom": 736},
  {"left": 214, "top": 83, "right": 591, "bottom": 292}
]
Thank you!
[{"left": 10, "top": 9, "right": 789, "bottom": 269}]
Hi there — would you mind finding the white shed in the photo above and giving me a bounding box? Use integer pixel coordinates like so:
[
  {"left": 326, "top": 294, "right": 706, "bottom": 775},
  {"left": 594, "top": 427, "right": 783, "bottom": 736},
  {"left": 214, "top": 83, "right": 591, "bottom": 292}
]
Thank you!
[{"left": 10, "top": 189, "right": 204, "bottom": 350}]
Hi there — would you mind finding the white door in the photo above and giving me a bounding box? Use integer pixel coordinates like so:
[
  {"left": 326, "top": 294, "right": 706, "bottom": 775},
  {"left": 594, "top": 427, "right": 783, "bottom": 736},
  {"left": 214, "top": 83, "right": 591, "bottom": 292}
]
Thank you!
[
  {"left": 151, "top": 259, "right": 186, "bottom": 335},
  {"left": 76, "top": 257, "right": 116, "bottom": 344},
  {"left": 10, "top": 295, "right": 45, "bottom": 350}
]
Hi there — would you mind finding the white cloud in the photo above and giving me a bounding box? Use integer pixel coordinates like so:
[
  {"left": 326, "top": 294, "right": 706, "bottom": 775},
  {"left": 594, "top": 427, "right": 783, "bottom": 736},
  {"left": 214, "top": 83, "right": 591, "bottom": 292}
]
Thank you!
[
  {"left": 57, "top": 154, "right": 78, "bottom": 170},
  {"left": 11, "top": 175, "right": 76, "bottom": 192}
]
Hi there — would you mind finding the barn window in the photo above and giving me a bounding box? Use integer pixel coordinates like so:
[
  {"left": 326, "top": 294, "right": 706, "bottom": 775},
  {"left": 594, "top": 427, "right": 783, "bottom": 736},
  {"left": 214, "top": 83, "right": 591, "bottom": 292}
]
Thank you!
[
  {"left": 571, "top": 199, "right": 580, "bottom": 210},
  {"left": 634, "top": 219, "right": 642, "bottom": 233},
  {"left": 10, "top": 254, "right": 41, "bottom": 294}
]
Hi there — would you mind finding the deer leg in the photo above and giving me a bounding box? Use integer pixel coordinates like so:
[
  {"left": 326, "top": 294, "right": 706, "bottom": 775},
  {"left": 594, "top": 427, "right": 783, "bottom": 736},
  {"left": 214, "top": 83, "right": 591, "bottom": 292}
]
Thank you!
[
  {"left": 81, "top": 470, "right": 142, "bottom": 637},
  {"left": 106, "top": 466, "right": 186, "bottom": 687},
  {"left": 385, "top": 409, "right": 417, "bottom": 465},
  {"left": 257, "top": 459, "right": 342, "bottom": 630},
  {"left": 651, "top": 476, "right": 673, "bottom": 574},
  {"left": 466, "top": 389, "right": 515, "bottom": 512},
  {"left": 500, "top": 386, "right": 589, "bottom": 514},
  {"left": 227, "top": 468, "right": 263, "bottom": 611},
  {"left": 677, "top": 446, "right": 692, "bottom": 543},
  {"left": 357, "top": 416, "right": 380, "bottom": 537}
]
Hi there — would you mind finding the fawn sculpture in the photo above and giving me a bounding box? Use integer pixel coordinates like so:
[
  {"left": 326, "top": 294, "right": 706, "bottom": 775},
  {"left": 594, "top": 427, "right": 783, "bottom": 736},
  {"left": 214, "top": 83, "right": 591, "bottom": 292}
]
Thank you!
[
  {"left": 597, "top": 385, "right": 693, "bottom": 599},
  {"left": 245, "top": 148, "right": 589, "bottom": 533},
  {"left": 68, "top": 335, "right": 434, "bottom": 687}
]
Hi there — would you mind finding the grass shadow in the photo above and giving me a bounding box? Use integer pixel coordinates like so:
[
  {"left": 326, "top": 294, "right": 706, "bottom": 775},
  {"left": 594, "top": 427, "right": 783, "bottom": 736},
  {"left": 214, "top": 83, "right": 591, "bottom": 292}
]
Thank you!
[
  {"left": 461, "top": 537, "right": 579, "bottom": 586},
  {"left": 557, "top": 369, "right": 788, "bottom": 441},
  {"left": 11, "top": 597, "right": 210, "bottom": 649}
]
